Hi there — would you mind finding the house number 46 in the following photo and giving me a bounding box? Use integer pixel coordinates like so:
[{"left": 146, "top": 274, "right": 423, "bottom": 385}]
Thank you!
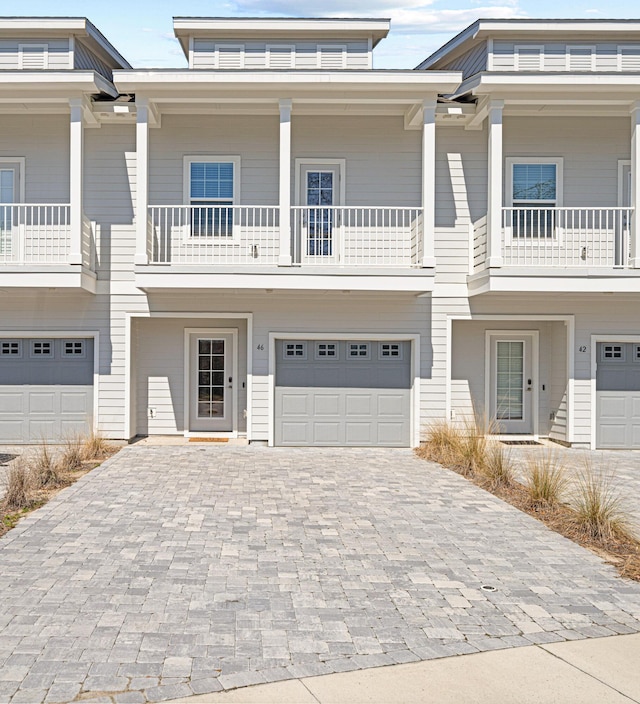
[{"left": 257, "top": 344, "right": 265, "bottom": 351}]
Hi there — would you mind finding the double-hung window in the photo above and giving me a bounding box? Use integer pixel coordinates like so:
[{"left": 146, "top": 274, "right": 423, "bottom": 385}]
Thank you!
[
  {"left": 507, "top": 158, "right": 562, "bottom": 238},
  {"left": 185, "top": 157, "right": 238, "bottom": 238}
]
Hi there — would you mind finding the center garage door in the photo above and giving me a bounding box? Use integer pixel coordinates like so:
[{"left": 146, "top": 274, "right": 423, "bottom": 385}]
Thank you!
[
  {"left": 0, "top": 338, "right": 94, "bottom": 443},
  {"left": 275, "top": 339, "right": 411, "bottom": 447},
  {"left": 596, "top": 342, "right": 640, "bottom": 449}
]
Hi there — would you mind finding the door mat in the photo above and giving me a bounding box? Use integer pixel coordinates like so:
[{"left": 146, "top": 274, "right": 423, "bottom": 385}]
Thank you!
[
  {"left": 501, "top": 440, "right": 543, "bottom": 446},
  {"left": 188, "top": 437, "right": 229, "bottom": 443}
]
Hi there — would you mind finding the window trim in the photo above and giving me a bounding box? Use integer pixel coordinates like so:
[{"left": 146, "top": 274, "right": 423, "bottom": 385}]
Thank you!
[
  {"left": 317, "top": 44, "right": 347, "bottom": 69},
  {"left": 214, "top": 44, "right": 245, "bottom": 69},
  {"left": 347, "top": 342, "right": 371, "bottom": 360},
  {"left": 18, "top": 43, "right": 49, "bottom": 70},
  {"left": 62, "top": 339, "right": 86, "bottom": 358},
  {"left": 601, "top": 344, "right": 626, "bottom": 362},
  {"left": 266, "top": 44, "right": 295, "bottom": 69},
  {"left": 0, "top": 340, "right": 22, "bottom": 357},
  {"left": 514, "top": 44, "right": 543, "bottom": 71},
  {"left": 379, "top": 343, "right": 403, "bottom": 361},
  {"left": 182, "top": 156, "right": 241, "bottom": 242},
  {"left": 314, "top": 342, "right": 339, "bottom": 361},
  {"left": 283, "top": 342, "right": 307, "bottom": 360},
  {"left": 30, "top": 339, "right": 53, "bottom": 359}
]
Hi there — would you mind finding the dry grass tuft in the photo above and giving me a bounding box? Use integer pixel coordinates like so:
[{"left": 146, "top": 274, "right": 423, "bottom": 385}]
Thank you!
[
  {"left": 2, "top": 458, "right": 31, "bottom": 511},
  {"left": 477, "top": 440, "right": 514, "bottom": 490},
  {"left": 568, "top": 461, "right": 636, "bottom": 543},
  {"left": 30, "top": 442, "right": 63, "bottom": 489},
  {"left": 80, "top": 432, "right": 115, "bottom": 461},
  {"left": 524, "top": 451, "right": 569, "bottom": 508},
  {"left": 59, "top": 436, "right": 84, "bottom": 471}
]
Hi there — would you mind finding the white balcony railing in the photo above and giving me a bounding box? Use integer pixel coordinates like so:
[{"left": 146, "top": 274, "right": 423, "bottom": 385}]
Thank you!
[
  {"left": 502, "top": 207, "right": 632, "bottom": 267},
  {"left": 0, "top": 204, "right": 73, "bottom": 264},
  {"left": 148, "top": 206, "right": 280, "bottom": 265},
  {"left": 291, "top": 206, "right": 423, "bottom": 266},
  {"left": 148, "top": 205, "right": 424, "bottom": 267}
]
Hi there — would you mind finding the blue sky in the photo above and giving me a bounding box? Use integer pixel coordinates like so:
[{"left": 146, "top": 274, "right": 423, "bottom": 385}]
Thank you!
[{"left": 5, "top": 0, "right": 640, "bottom": 68}]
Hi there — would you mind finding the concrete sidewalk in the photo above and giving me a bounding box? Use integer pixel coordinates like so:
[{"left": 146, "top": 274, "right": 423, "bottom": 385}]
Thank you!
[{"left": 167, "top": 634, "right": 640, "bottom": 704}]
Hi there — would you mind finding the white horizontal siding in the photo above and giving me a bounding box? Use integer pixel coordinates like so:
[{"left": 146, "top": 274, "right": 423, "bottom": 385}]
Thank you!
[
  {"left": 192, "top": 39, "right": 369, "bottom": 69},
  {"left": 0, "top": 39, "right": 69, "bottom": 70},
  {"left": 0, "top": 114, "right": 69, "bottom": 202}
]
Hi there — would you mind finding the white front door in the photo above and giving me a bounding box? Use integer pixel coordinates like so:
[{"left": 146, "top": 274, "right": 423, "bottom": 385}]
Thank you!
[
  {"left": 489, "top": 334, "right": 536, "bottom": 434},
  {"left": 300, "top": 164, "right": 341, "bottom": 263},
  {"left": 189, "top": 332, "right": 235, "bottom": 433},
  {"left": 618, "top": 160, "right": 631, "bottom": 265},
  {"left": 0, "top": 166, "right": 18, "bottom": 256}
]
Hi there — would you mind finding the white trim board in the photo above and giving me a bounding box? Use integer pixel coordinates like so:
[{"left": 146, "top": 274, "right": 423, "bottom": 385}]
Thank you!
[
  {"left": 294, "top": 158, "right": 347, "bottom": 206},
  {"left": 0, "top": 157, "right": 26, "bottom": 202},
  {"left": 0, "top": 329, "right": 100, "bottom": 436},
  {"left": 590, "top": 333, "right": 640, "bottom": 450},
  {"left": 124, "top": 312, "right": 253, "bottom": 441},
  {"left": 268, "top": 331, "right": 420, "bottom": 448}
]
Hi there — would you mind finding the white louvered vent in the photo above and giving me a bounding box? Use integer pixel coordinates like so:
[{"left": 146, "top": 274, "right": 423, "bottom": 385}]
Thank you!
[
  {"left": 217, "top": 45, "right": 243, "bottom": 69},
  {"left": 620, "top": 45, "right": 640, "bottom": 71},
  {"left": 568, "top": 46, "right": 595, "bottom": 71},
  {"left": 18, "top": 44, "right": 48, "bottom": 70},
  {"left": 267, "top": 45, "right": 294, "bottom": 69},
  {"left": 319, "top": 45, "right": 346, "bottom": 69},
  {"left": 515, "top": 46, "right": 542, "bottom": 71}
]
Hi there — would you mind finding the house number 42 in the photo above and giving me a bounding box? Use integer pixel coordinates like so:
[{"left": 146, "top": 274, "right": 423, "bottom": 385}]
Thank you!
[{"left": 579, "top": 346, "right": 587, "bottom": 352}]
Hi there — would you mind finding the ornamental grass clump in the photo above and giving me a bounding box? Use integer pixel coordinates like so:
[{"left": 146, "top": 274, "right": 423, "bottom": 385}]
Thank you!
[
  {"left": 477, "top": 440, "right": 514, "bottom": 490},
  {"left": 524, "top": 450, "right": 568, "bottom": 508},
  {"left": 569, "top": 460, "right": 636, "bottom": 543},
  {"left": 80, "top": 432, "right": 114, "bottom": 461},
  {"left": 2, "top": 458, "right": 31, "bottom": 511},
  {"left": 60, "top": 436, "right": 84, "bottom": 471},
  {"left": 30, "top": 441, "right": 62, "bottom": 489}
]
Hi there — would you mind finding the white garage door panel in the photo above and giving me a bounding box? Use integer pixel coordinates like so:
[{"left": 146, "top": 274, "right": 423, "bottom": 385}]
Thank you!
[
  {"left": 0, "top": 338, "right": 94, "bottom": 443},
  {"left": 596, "top": 341, "right": 640, "bottom": 449}
]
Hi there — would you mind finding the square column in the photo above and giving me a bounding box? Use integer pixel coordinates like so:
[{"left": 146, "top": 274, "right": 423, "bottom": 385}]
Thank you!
[
  {"left": 487, "top": 99, "right": 504, "bottom": 268},
  {"left": 278, "top": 99, "right": 292, "bottom": 266},
  {"left": 631, "top": 102, "right": 640, "bottom": 268},
  {"left": 135, "top": 98, "right": 150, "bottom": 266},
  {"left": 68, "top": 98, "right": 84, "bottom": 265},
  {"left": 421, "top": 98, "right": 437, "bottom": 268}
]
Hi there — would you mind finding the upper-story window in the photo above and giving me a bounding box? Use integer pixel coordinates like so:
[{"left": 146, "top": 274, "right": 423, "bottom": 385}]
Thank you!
[
  {"left": 506, "top": 158, "right": 563, "bottom": 238},
  {"left": 318, "top": 45, "right": 346, "bottom": 69},
  {"left": 18, "top": 44, "right": 48, "bottom": 70},
  {"left": 184, "top": 157, "right": 239, "bottom": 237},
  {"left": 514, "top": 45, "right": 543, "bottom": 71},
  {"left": 266, "top": 45, "right": 295, "bottom": 68}
]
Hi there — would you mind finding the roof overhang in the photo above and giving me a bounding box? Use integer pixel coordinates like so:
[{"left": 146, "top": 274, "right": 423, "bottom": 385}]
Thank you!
[
  {"left": 173, "top": 17, "right": 391, "bottom": 58},
  {"left": 418, "top": 18, "right": 640, "bottom": 71},
  {"left": 0, "top": 71, "right": 118, "bottom": 101},
  {"left": 0, "top": 17, "right": 131, "bottom": 69}
]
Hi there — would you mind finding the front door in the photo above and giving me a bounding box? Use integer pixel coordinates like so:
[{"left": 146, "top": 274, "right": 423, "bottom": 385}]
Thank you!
[
  {"left": 189, "top": 332, "right": 235, "bottom": 433},
  {"left": 619, "top": 161, "right": 631, "bottom": 265},
  {"left": 300, "top": 164, "right": 341, "bottom": 263},
  {"left": 0, "top": 166, "right": 18, "bottom": 256},
  {"left": 489, "top": 334, "right": 536, "bottom": 434}
]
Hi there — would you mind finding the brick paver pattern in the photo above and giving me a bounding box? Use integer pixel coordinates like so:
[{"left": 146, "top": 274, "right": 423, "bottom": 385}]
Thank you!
[{"left": 1, "top": 446, "right": 640, "bottom": 703}]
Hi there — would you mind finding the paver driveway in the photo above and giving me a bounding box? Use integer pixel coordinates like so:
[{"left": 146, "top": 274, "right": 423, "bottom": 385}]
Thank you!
[{"left": 1, "top": 446, "right": 640, "bottom": 704}]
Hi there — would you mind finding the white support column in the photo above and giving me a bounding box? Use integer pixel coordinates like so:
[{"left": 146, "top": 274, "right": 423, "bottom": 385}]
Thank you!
[
  {"left": 421, "top": 97, "right": 437, "bottom": 268},
  {"left": 68, "top": 98, "right": 84, "bottom": 265},
  {"left": 278, "top": 99, "right": 292, "bottom": 266},
  {"left": 487, "top": 99, "right": 504, "bottom": 268},
  {"left": 135, "top": 98, "right": 150, "bottom": 265},
  {"left": 630, "top": 101, "right": 640, "bottom": 268}
]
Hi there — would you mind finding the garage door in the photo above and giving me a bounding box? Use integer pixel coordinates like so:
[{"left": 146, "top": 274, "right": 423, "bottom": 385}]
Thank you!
[
  {"left": 596, "top": 342, "right": 640, "bottom": 449},
  {"left": 275, "top": 339, "right": 411, "bottom": 447},
  {"left": 0, "top": 338, "right": 94, "bottom": 443}
]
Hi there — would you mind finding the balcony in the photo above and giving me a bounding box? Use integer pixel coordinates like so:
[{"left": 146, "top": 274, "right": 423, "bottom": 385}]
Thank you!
[
  {"left": 469, "top": 207, "right": 639, "bottom": 295},
  {"left": 138, "top": 205, "right": 431, "bottom": 293},
  {"left": 0, "top": 204, "right": 96, "bottom": 291}
]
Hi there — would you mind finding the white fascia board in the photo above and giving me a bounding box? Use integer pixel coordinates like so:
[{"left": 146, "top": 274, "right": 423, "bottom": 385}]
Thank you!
[
  {"left": 467, "top": 270, "right": 640, "bottom": 296},
  {"left": 0, "top": 71, "right": 118, "bottom": 98},
  {"left": 134, "top": 270, "right": 434, "bottom": 294},
  {"left": 114, "top": 69, "right": 461, "bottom": 94}
]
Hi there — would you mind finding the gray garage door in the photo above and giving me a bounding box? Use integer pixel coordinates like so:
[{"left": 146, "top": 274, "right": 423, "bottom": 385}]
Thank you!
[
  {"left": 596, "top": 342, "right": 640, "bottom": 449},
  {"left": 275, "top": 340, "right": 411, "bottom": 447},
  {"left": 0, "top": 338, "right": 94, "bottom": 443}
]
